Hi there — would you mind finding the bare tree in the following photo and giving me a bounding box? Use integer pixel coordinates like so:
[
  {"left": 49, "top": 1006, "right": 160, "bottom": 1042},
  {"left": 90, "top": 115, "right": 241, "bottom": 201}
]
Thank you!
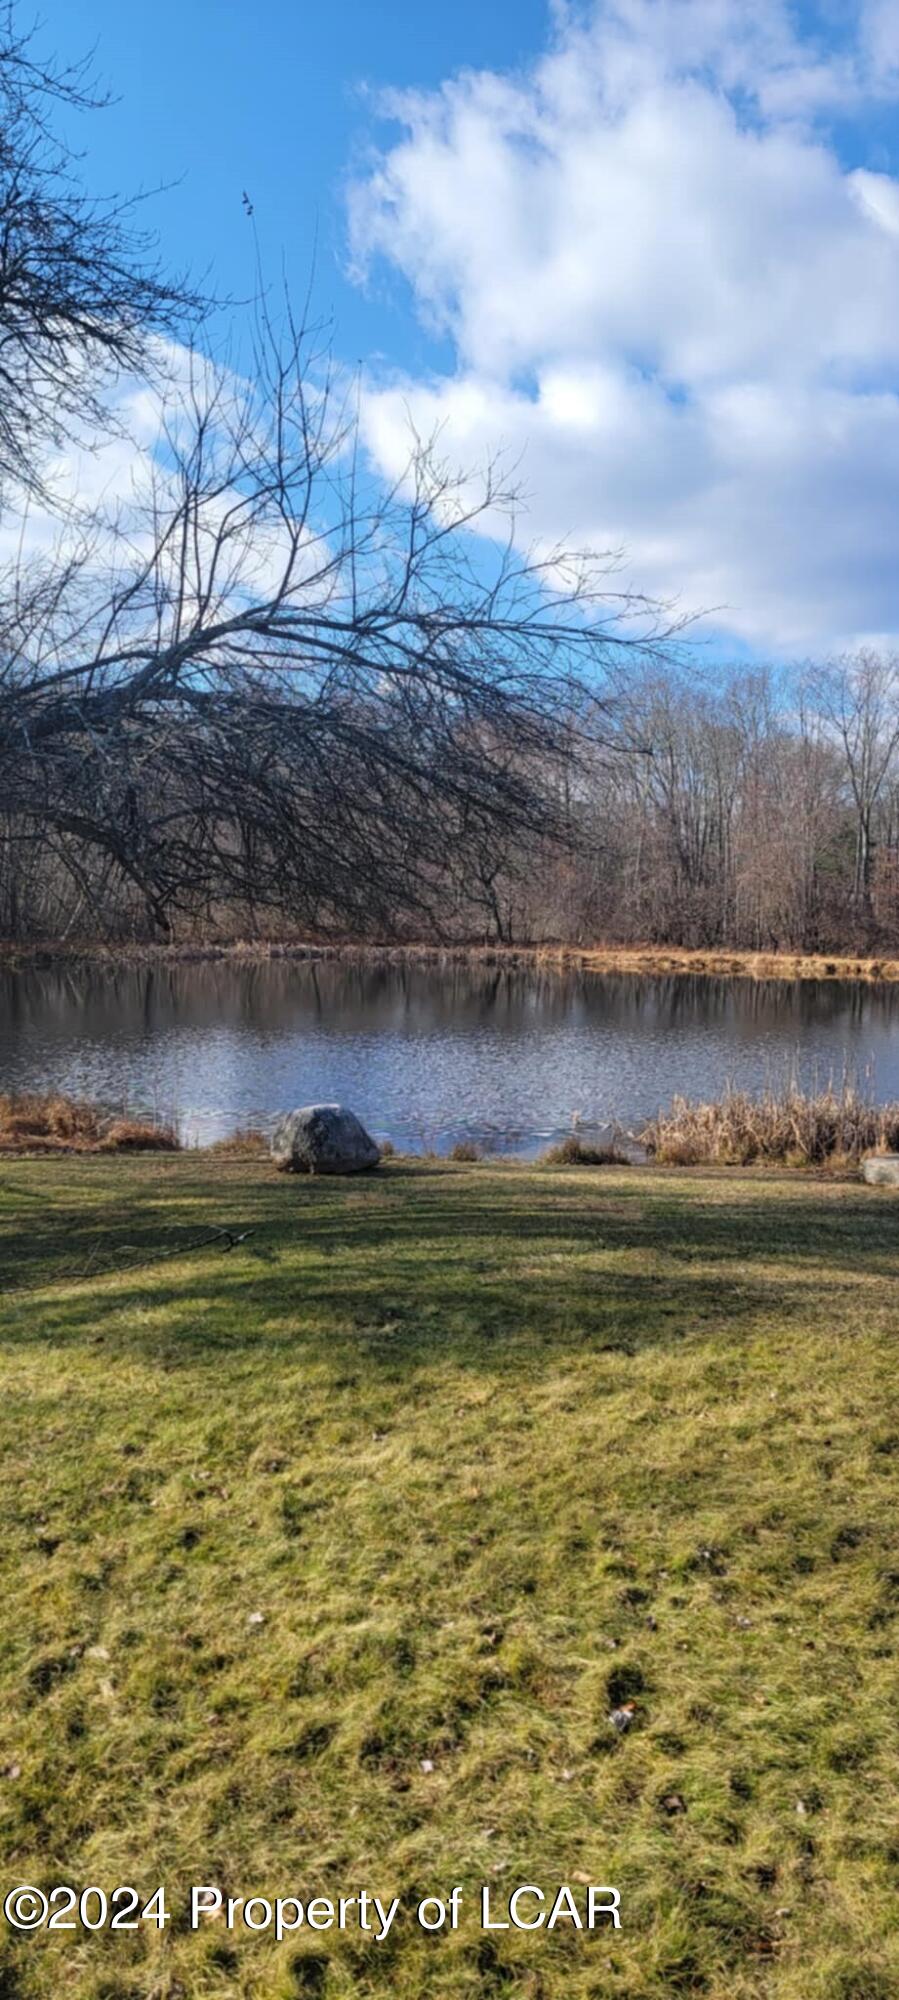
[
  {"left": 0, "top": 2, "right": 675, "bottom": 944},
  {"left": 0, "top": 1, "right": 201, "bottom": 502},
  {"left": 815, "top": 651, "right": 899, "bottom": 939},
  {"left": 0, "top": 312, "right": 672, "bottom": 939}
]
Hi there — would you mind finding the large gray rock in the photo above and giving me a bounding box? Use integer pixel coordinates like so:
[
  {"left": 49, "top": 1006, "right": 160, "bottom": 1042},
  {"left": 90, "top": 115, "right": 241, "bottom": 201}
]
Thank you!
[
  {"left": 271, "top": 1103, "right": 380, "bottom": 1175},
  {"left": 862, "top": 1153, "right": 899, "bottom": 1186}
]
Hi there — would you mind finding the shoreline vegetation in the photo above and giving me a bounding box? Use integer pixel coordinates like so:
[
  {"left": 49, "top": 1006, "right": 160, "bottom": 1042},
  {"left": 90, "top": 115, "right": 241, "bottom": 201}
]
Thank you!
[
  {"left": 1, "top": 1154, "right": 898, "bottom": 1998},
  {"left": 4, "top": 1084, "right": 899, "bottom": 1172},
  {"left": 0, "top": 1093, "right": 180, "bottom": 1155},
  {"left": 5, "top": 937, "right": 899, "bottom": 984}
]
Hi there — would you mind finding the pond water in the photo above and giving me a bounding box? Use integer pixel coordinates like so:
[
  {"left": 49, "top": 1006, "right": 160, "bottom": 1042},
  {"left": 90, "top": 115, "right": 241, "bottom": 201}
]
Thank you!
[{"left": 1, "top": 958, "right": 898, "bottom": 1153}]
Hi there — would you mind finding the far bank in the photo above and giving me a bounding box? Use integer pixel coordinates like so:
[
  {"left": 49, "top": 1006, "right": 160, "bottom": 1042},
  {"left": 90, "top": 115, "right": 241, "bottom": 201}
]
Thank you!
[{"left": 4, "top": 938, "right": 899, "bottom": 984}]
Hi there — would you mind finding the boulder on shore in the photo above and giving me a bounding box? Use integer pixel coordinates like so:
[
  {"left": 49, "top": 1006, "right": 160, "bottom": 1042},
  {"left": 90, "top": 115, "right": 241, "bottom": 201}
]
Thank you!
[
  {"left": 862, "top": 1154, "right": 899, "bottom": 1187},
  {"left": 270, "top": 1104, "right": 380, "bottom": 1175}
]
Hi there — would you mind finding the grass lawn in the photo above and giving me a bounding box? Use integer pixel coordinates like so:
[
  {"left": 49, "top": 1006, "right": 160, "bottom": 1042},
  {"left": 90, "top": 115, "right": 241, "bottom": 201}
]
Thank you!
[{"left": 0, "top": 1156, "right": 897, "bottom": 1999}]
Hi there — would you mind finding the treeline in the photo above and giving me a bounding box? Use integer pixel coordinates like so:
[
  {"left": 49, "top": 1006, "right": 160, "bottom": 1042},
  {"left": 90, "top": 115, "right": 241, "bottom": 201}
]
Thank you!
[
  {"left": 528, "top": 650, "right": 899, "bottom": 955},
  {"left": 5, "top": 649, "right": 899, "bottom": 954},
  {"left": 348, "top": 647, "right": 899, "bottom": 957}
]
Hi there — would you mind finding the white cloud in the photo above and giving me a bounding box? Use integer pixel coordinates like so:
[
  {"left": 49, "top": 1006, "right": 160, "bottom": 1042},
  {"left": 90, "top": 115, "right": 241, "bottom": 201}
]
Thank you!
[
  {"left": 350, "top": 0, "right": 899, "bottom": 652},
  {"left": 850, "top": 165, "right": 899, "bottom": 234},
  {"left": 862, "top": 0, "right": 899, "bottom": 82},
  {"left": 0, "top": 342, "right": 329, "bottom": 619}
]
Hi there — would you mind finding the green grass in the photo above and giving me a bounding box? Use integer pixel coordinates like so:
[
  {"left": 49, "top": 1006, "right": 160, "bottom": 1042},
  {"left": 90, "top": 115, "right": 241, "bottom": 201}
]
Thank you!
[{"left": 0, "top": 1156, "right": 898, "bottom": 1999}]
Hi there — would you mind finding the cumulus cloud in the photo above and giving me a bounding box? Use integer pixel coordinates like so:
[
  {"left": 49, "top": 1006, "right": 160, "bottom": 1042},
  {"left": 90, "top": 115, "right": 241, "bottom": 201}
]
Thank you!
[
  {"left": 349, "top": 0, "right": 899, "bottom": 652},
  {"left": 862, "top": 0, "right": 899, "bottom": 82},
  {"left": 0, "top": 341, "right": 324, "bottom": 615}
]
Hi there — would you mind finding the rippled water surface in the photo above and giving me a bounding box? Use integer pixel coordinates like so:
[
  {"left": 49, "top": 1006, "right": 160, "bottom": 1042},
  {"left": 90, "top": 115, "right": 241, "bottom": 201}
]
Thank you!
[{"left": 2, "top": 959, "right": 899, "bottom": 1151}]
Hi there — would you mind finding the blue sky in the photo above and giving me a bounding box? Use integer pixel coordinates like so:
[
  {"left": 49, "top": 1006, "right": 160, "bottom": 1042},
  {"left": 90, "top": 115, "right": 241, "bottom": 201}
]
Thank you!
[
  {"left": 28, "top": 2, "right": 899, "bottom": 655},
  {"left": 38, "top": 0, "right": 551, "bottom": 372}
]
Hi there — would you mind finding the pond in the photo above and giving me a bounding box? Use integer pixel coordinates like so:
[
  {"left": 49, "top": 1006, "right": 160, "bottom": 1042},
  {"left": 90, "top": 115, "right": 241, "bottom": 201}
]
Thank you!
[{"left": 1, "top": 958, "right": 898, "bottom": 1153}]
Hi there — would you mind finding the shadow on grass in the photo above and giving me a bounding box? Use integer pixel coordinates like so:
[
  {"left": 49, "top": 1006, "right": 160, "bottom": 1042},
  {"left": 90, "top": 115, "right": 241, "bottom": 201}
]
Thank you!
[{"left": 1, "top": 1161, "right": 896, "bottom": 1375}]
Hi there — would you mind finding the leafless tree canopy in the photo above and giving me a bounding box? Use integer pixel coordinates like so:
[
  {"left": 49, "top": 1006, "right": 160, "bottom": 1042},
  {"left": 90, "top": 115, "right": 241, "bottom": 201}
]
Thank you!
[
  {"left": 0, "top": 2, "right": 679, "bottom": 942},
  {"left": 0, "top": 301, "right": 676, "bottom": 938},
  {"left": 0, "top": 2, "right": 200, "bottom": 500},
  {"left": 536, "top": 652, "right": 899, "bottom": 956}
]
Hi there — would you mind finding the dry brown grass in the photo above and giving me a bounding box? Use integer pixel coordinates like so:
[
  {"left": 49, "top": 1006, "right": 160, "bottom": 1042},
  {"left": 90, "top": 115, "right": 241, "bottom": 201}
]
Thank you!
[
  {"left": 0, "top": 1092, "right": 179, "bottom": 1154},
  {"left": 643, "top": 1081, "right": 899, "bottom": 1167},
  {"left": 542, "top": 1134, "right": 630, "bottom": 1166},
  {"left": 448, "top": 1140, "right": 483, "bottom": 1161},
  {"left": 574, "top": 944, "right": 899, "bottom": 984},
  {"left": 206, "top": 1127, "right": 269, "bottom": 1157},
  {"left": 99, "top": 1117, "right": 180, "bottom": 1152},
  {"left": 6, "top": 937, "right": 899, "bottom": 983}
]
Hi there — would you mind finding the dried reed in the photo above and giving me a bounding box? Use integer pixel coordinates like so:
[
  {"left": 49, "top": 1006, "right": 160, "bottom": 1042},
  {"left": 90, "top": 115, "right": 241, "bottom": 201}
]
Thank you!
[{"left": 642, "top": 1080, "right": 899, "bottom": 1167}]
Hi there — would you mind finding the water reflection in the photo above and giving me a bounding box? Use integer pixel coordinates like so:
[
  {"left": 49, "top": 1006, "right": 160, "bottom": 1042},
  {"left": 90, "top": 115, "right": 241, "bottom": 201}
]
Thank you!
[{"left": 0, "top": 960, "right": 897, "bottom": 1152}]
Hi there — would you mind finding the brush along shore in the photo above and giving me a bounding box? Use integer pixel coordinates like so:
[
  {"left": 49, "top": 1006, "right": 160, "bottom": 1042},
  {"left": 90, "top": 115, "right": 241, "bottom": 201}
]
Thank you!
[
  {"left": 5, "top": 1084, "right": 899, "bottom": 1172},
  {"left": 0, "top": 1154, "right": 898, "bottom": 1999},
  {"left": 4, "top": 937, "right": 899, "bottom": 983}
]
